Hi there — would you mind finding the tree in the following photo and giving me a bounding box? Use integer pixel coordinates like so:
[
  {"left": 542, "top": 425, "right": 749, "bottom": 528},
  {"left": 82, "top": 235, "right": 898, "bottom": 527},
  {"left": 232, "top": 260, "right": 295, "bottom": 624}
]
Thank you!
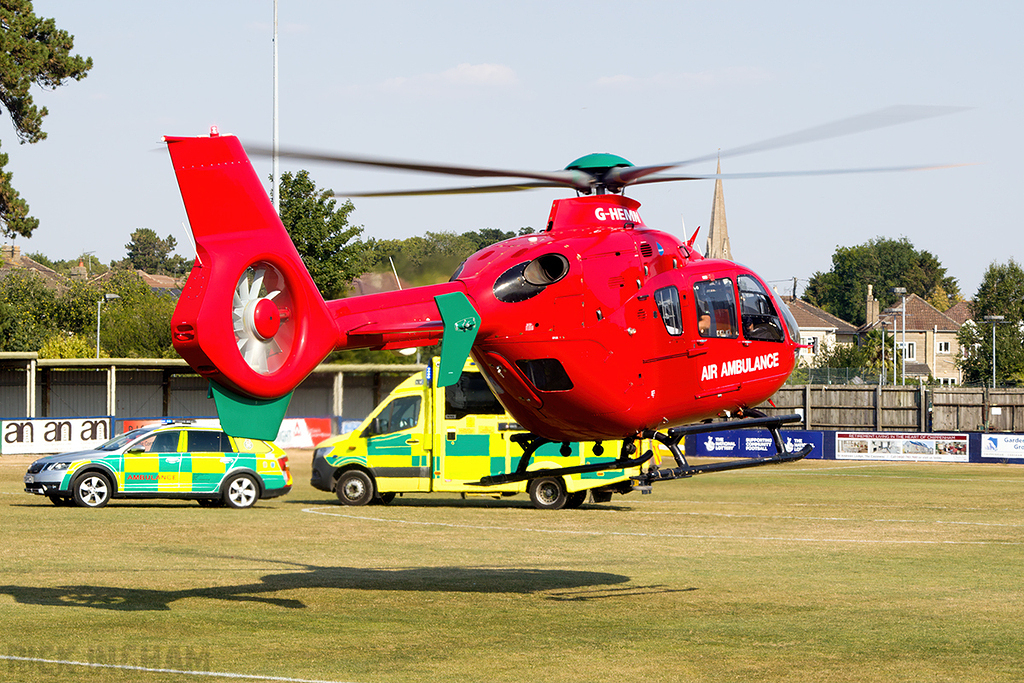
[
  {"left": 52, "top": 278, "right": 97, "bottom": 334},
  {"left": 278, "top": 170, "right": 364, "bottom": 299},
  {"left": 804, "top": 237, "right": 961, "bottom": 325},
  {"left": 121, "top": 228, "right": 188, "bottom": 275},
  {"left": 361, "top": 227, "right": 531, "bottom": 288},
  {"left": 98, "top": 270, "right": 176, "bottom": 358},
  {"left": 0, "top": 269, "right": 56, "bottom": 350},
  {"left": 957, "top": 260, "right": 1024, "bottom": 386},
  {"left": 0, "top": 1, "right": 92, "bottom": 238},
  {"left": 38, "top": 331, "right": 93, "bottom": 358}
]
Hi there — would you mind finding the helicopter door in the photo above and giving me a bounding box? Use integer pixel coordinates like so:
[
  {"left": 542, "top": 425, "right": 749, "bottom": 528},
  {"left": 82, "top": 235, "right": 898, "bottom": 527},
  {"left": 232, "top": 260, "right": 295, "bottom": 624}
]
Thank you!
[{"left": 691, "top": 277, "right": 740, "bottom": 398}]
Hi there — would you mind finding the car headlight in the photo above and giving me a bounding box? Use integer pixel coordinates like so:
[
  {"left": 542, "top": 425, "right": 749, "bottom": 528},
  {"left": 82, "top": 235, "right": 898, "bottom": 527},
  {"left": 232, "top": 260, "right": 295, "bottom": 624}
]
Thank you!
[
  {"left": 313, "top": 447, "right": 334, "bottom": 460},
  {"left": 43, "top": 462, "right": 71, "bottom": 471}
]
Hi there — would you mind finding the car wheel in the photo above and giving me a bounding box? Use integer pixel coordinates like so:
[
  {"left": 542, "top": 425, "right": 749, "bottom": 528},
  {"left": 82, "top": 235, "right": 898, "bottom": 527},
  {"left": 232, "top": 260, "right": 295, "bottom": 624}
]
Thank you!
[
  {"left": 565, "top": 490, "right": 587, "bottom": 509},
  {"left": 529, "top": 476, "right": 568, "bottom": 510},
  {"left": 336, "top": 470, "right": 374, "bottom": 506},
  {"left": 222, "top": 473, "right": 259, "bottom": 509},
  {"left": 72, "top": 472, "right": 113, "bottom": 508}
]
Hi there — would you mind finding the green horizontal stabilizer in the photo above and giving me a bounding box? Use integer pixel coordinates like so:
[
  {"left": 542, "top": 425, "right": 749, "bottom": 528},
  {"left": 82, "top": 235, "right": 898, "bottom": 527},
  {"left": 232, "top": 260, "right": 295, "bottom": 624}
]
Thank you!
[
  {"left": 434, "top": 291, "right": 480, "bottom": 387},
  {"left": 209, "top": 381, "right": 293, "bottom": 441}
]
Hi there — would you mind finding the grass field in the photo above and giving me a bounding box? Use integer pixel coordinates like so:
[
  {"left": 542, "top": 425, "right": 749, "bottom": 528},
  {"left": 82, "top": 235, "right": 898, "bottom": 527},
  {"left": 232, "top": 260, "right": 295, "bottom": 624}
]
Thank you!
[{"left": 1, "top": 450, "right": 1023, "bottom": 683}]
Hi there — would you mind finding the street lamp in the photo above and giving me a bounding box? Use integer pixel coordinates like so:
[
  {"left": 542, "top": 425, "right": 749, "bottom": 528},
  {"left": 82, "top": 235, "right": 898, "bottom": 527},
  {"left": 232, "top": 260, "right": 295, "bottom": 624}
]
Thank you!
[
  {"left": 892, "top": 287, "right": 907, "bottom": 385},
  {"left": 984, "top": 315, "right": 1007, "bottom": 388},
  {"left": 879, "top": 320, "right": 888, "bottom": 385},
  {"left": 96, "top": 293, "right": 120, "bottom": 358},
  {"left": 881, "top": 308, "right": 900, "bottom": 385}
]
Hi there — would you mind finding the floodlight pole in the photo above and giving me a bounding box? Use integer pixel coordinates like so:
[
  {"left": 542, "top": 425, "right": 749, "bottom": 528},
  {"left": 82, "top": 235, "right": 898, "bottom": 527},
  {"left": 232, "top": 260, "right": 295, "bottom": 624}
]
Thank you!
[
  {"left": 879, "top": 320, "right": 888, "bottom": 386},
  {"left": 984, "top": 315, "right": 1006, "bottom": 388},
  {"left": 272, "top": 0, "right": 280, "bottom": 213}
]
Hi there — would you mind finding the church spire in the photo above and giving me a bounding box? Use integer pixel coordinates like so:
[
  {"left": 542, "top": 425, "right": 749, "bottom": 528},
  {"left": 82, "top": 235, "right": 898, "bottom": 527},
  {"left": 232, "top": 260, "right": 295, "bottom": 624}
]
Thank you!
[{"left": 706, "top": 158, "right": 732, "bottom": 260}]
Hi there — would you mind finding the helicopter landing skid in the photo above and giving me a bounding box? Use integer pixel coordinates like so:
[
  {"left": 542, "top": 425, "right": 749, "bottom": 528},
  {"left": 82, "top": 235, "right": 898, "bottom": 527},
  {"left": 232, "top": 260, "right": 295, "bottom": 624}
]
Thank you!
[
  {"left": 632, "top": 413, "right": 812, "bottom": 486},
  {"left": 468, "top": 414, "right": 811, "bottom": 488}
]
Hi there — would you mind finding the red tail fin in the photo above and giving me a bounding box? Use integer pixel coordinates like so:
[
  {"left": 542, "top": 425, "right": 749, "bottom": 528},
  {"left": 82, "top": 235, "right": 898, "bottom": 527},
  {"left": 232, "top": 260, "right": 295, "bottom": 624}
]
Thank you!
[{"left": 166, "top": 132, "right": 338, "bottom": 400}]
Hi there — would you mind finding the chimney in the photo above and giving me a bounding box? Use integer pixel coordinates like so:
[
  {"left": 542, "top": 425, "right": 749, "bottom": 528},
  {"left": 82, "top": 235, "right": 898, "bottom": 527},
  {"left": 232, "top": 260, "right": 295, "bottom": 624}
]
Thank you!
[{"left": 866, "top": 284, "right": 879, "bottom": 324}]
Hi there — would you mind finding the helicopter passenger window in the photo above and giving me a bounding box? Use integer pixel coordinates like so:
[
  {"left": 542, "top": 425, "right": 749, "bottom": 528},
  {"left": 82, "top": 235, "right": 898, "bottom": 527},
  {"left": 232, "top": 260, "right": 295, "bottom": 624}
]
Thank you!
[
  {"left": 515, "top": 358, "right": 574, "bottom": 392},
  {"left": 363, "top": 396, "right": 422, "bottom": 437},
  {"left": 738, "top": 274, "right": 785, "bottom": 342},
  {"left": 693, "top": 278, "right": 738, "bottom": 339},
  {"left": 654, "top": 286, "right": 682, "bottom": 336}
]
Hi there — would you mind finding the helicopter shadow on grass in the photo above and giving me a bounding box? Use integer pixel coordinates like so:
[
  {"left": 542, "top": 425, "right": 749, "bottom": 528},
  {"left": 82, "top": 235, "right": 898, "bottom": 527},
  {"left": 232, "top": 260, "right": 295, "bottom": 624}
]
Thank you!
[{"left": 0, "top": 557, "right": 647, "bottom": 612}]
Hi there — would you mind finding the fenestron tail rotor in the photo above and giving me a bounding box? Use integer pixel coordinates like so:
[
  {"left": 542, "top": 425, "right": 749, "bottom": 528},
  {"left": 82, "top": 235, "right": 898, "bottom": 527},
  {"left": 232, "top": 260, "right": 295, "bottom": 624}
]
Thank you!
[{"left": 232, "top": 263, "right": 296, "bottom": 376}]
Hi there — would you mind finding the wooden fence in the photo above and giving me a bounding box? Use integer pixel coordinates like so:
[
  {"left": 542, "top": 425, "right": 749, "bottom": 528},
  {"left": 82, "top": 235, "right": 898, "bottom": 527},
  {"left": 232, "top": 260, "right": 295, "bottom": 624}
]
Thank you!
[{"left": 757, "top": 386, "right": 1024, "bottom": 432}]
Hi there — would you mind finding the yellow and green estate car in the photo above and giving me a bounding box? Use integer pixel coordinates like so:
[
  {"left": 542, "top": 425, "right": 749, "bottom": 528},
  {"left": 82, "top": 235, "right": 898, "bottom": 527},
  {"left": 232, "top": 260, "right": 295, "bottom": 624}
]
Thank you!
[{"left": 23, "top": 421, "right": 292, "bottom": 509}]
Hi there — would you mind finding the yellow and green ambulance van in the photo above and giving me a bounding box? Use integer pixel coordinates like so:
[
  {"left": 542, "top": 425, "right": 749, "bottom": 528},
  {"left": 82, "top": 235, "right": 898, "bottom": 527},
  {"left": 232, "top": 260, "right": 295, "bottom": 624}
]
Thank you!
[{"left": 311, "top": 358, "right": 640, "bottom": 509}]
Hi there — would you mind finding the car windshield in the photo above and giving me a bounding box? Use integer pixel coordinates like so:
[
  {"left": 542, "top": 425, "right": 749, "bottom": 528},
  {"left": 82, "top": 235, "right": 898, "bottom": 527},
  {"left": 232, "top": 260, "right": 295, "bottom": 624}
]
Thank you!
[{"left": 97, "top": 428, "right": 157, "bottom": 451}]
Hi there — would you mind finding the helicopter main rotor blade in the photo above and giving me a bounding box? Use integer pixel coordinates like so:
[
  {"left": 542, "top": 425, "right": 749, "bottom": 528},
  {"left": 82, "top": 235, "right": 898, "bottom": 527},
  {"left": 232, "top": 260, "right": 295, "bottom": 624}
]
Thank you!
[
  {"left": 331, "top": 180, "right": 567, "bottom": 198},
  {"left": 629, "top": 162, "right": 975, "bottom": 186},
  {"left": 610, "top": 105, "right": 970, "bottom": 187},
  {"left": 245, "top": 143, "right": 593, "bottom": 192}
]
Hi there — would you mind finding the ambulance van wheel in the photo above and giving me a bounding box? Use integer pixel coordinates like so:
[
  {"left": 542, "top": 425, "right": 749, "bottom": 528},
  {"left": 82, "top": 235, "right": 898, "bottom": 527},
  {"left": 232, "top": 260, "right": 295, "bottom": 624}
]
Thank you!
[
  {"left": 336, "top": 470, "right": 375, "bottom": 506},
  {"left": 529, "top": 476, "right": 568, "bottom": 510},
  {"left": 222, "top": 473, "right": 259, "bottom": 509},
  {"left": 72, "top": 471, "right": 113, "bottom": 508}
]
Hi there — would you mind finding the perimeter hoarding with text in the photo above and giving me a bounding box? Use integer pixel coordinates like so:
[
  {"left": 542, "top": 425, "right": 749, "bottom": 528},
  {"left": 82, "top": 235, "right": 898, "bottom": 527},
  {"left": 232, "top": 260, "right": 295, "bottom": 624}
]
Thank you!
[
  {"left": 981, "top": 433, "right": 1024, "bottom": 460},
  {"left": 835, "top": 432, "right": 968, "bottom": 462},
  {"left": 690, "top": 430, "right": 825, "bottom": 460}
]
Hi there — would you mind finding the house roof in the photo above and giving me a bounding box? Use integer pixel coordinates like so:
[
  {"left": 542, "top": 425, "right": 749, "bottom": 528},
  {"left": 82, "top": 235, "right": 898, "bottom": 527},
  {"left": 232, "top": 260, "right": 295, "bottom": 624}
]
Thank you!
[
  {"left": 944, "top": 300, "right": 973, "bottom": 326},
  {"left": 782, "top": 297, "right": 858, "bottom": 335},
  {"left": 92, "top": 269, "right": 185, "bottom": 297},
  {"left": 862, "top": 293, "right": 961, "bottom": 333},
  {"left": 0, "top": 246, "right": 67, "bottom": 292}
]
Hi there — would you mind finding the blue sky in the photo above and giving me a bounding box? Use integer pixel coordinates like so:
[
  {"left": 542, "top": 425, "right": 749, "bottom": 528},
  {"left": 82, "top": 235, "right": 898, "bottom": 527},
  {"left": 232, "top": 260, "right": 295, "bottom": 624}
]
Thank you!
[{"left": 7, "top": 1, "right": 1021, "bottom": 299}]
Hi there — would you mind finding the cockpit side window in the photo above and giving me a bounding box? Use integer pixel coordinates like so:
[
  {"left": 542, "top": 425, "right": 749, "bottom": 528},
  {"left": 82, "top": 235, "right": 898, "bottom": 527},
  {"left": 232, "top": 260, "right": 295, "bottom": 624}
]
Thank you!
[
  {"left": 738, "top": 274, "right": 785, "bottom": 342},
  {"left": 654, "top": 286, "right": 682, "bottom": 336},
  {"left": 693, "top": 278, "right": 738, "bottom": 339}
]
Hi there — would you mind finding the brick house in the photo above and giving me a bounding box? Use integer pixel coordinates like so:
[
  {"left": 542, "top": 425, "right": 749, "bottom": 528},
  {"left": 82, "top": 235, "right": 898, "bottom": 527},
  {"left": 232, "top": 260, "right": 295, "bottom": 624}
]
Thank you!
[{"left": 862, "top": 285, "right": 963, "bottom": 385}]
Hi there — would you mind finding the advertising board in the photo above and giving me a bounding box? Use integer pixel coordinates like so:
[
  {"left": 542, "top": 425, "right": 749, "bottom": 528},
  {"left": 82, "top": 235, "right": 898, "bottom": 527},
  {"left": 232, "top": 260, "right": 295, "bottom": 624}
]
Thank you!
[
  {"left": 1, "top": 417, "right": 113, "bottom": 455},
  {"left": 980, "top": 433, "right": 1024, "bottom": 460},
  {"left": 690, "top": 430, "right": 824, "bottom": 459},
  {"left": 835, "top": 432, "right": 969, "bottom": 462}
]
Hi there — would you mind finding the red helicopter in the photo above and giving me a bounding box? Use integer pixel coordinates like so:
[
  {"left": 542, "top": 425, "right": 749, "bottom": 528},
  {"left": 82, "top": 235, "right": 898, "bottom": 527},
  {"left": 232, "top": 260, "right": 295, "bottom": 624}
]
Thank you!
[{"left": 165, "top": 106, "right": 962, "bottom": 486}]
